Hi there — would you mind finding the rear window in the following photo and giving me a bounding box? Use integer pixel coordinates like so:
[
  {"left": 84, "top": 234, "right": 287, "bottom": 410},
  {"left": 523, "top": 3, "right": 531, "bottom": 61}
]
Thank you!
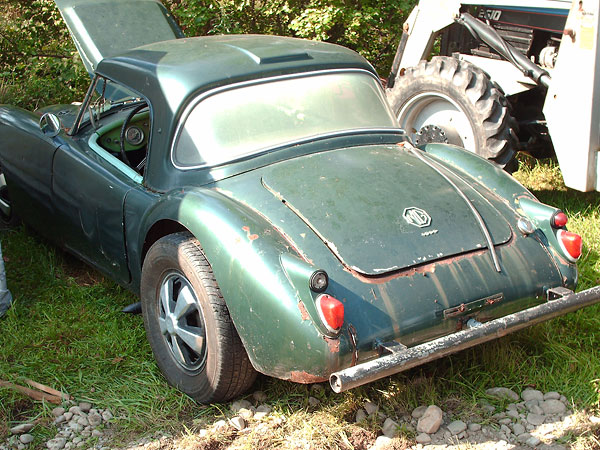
[{"left": 172, "top": 71, "right": 398, "bottom": 167}]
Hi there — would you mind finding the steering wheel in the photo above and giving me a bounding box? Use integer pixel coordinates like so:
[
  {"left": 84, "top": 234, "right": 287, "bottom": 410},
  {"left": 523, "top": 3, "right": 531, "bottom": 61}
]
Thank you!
[{"left": 120, "top": 103, "right": 148, "bottom": 173}]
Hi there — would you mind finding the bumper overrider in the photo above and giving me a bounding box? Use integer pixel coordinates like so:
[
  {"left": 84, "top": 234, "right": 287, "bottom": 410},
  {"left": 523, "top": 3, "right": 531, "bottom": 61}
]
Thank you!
[{"left": 330, "top": 285, "right": 600, "bottom": 393}]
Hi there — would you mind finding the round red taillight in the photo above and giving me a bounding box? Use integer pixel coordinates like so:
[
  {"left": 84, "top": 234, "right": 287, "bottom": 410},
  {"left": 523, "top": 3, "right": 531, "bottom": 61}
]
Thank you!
[
  {"left": 316, "top": 294, "right": 344, "bottom": 332},
  {"left": 552, "top": 211, "right": 568, "bottom": 228},
  {"left": 557, "top": 229, "right": 582, "bottom": 262}
]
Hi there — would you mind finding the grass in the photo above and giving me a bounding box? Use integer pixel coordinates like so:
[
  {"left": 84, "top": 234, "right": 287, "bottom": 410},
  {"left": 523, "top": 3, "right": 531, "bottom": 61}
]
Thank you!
[{"left": 1, "top": 157, "right": 599, "bottom": 449}]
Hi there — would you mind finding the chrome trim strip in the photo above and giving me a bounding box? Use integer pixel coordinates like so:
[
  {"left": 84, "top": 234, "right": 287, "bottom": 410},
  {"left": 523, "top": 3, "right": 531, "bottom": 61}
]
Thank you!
[{"left": 403, "top": 142, "right": 502, "bottom": 273}]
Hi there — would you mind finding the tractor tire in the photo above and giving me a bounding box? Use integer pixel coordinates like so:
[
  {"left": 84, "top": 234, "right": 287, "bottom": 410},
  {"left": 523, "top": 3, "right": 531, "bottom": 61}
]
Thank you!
[{"left": 387, "top": 56, "right": 518, "bottom": 170}]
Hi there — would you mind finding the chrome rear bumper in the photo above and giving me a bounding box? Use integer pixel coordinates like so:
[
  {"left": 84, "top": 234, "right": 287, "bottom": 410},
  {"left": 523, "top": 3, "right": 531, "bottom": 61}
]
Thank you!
[{"left": 330, "top": 286, "right": 600, "bottom": 393}]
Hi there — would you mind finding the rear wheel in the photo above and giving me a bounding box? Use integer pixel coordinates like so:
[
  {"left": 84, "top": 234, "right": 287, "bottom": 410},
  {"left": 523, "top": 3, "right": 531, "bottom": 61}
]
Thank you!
[
  {"left": 141, "top": 232, "right": 256, "bottom": 403},
  {"left": 387, "top": 56, "right": 518, "bottom": 169}
]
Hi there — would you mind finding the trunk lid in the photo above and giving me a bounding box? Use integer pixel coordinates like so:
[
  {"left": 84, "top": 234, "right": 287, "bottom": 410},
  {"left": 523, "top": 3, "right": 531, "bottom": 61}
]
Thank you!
[
  {"left": 261, "top": 145, "right": 512, "bottom": 275},
  {"left": 54, "top": 0, "right": 184, "bottom": 75}
]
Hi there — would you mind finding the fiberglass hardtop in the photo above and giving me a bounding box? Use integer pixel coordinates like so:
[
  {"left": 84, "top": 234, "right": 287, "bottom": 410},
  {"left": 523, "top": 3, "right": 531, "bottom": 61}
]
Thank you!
[{"left": 86, "top": 35, "right": 391, "bottom": 191}]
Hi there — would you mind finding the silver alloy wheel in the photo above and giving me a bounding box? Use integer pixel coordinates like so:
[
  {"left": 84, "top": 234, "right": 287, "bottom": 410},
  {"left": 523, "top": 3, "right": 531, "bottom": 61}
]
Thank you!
[
  {"left": 0, "top": 172, "right": 11, "bottom": 219},
  {"left": 397, "top": 92, "right": 477, "bottom": 152},
  {"left": 158, "top": 272, "right": 207, "bottom": 372}
]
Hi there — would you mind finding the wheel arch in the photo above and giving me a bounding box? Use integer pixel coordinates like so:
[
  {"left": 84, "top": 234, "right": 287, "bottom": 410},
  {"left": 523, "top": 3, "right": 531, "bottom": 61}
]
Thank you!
[{"left": 141, "top": 218, "right": 188, "bottom": 265}]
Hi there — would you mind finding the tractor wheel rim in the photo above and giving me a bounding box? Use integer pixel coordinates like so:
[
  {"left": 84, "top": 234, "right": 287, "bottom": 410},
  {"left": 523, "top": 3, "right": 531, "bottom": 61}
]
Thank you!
[{"left": 398, "top": 92, "right": 477, "bottom": 153}]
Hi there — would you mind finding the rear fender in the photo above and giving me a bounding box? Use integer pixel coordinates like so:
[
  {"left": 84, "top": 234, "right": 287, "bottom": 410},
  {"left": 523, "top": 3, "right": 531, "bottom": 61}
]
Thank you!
[
  {"left": 421, "top": 143, "right": 576, "bottom": 287},
  {"left": 421, "top": 143, "right": 535, "bottom": 204},
  {"left": 138, "top": 188, "right": 348, "bottom": 380}
]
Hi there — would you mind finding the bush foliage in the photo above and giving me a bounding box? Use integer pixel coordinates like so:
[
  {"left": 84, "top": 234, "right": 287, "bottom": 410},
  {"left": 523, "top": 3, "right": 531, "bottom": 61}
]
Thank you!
[{"left": 0, "top": 0, "right": 414, "bottom": 109}]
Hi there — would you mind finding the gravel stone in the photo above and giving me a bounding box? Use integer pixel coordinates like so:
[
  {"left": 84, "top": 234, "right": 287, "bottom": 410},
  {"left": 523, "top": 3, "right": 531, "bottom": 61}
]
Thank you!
[
  {"left": 101, "top": 410, "right": 113, "bottom": 422},
  {"left": 412, "top": 406, "right": 428, "bottom": 419},
  {"left": 559, "top": 395, "right": 567, "bottom": 403},
  {"left": 52, "top": 407, "right": 65, "bottom": 418},
  {"left": 19, "top": 435, "right": 34, "bottom": 444},
  {"left": 382, "top": 418, "right": 398, "bottom": 438},
  {"left": 72, "top": 438, "right": 82, "bottom": 444},
  {"left": 544, "top": 392, "right": 560, "bottom": 400},
  {"left": 63, "top": 413, "right": 73, "bottom": 421},
  {"left": 518, "top": 433, "right": 532, "bottom": 443},
  {"left": 486, "top": 387, "right": 519, "bottom": 401},
  {"left": 527, "top": 413, "right": 546, "bottom": 426},
  {"left": 512, "top": 423, "right": 526, "bottom": 435},
  {"left": 91, "top": 429, "right": 103, "bottom": 437},
  {"left": 468, "top": 423, "right": 481, "bottom": 432},
  {"left": 507, "top": 409, "right": 520, "bottom": 419},
  {"left": 525, "top": 400, "right": 540, "bottom": 410},
  {"left": 499, "top": 418, "right": 512, "bottom": 425},
  {"left": 355, "top": 409, "right": 367, "bottom": 423},
  {"left": 526, "top": 436, "right": 541, "bottom": 447},
  {"left": 372, "top": 436, "right": 391, "bottom": 449},
  {"left": 522, "top": 389, "right": 544, "bottom": 402},
  {"left": 417, "top": 405, "right": 443, "bottom": 434},
  {"left": 541, "top": 400, "right": 566, "bottom": 415},
  {"left": 364, "top": 401, "right": 378, "bottom": 416},
  {"left": 447, "top": 420, "right": 467, "bottom": 435},
  {"left": 69, "top": 422, "right": 84, "bottom": 433},
  {"left": 531, "top": 405, "right": 545, "bottom": 415},
  {"left": 46, "top": 438, "right": 67, "bottom": 450},
  {"left": 76, "top": 417, "right": 88, "bottom": 427},
  {"left": 87, "top": 412, "right": 102, "bottom": 427},
  {"left": 231, "top": 400, "right": 252, "bottom": 413},
  {"left": 415, "top": 433, "right": 431, "bottom": 444},
  {"left": 482, "top": 404, "right": 496, "bottom": 413},
  {"left": 54, "top": 415, "right": 66, "bottom": 425},
  {"left": 78, "top": 403, "right": 92, "bottom": 413},
  {"left": 68, "top": 407, "right": 81, "bottom": 416},
  {"left": 213, "top": 420, "right": 228, "bottom": 433},
  {"left": 10, "top": 424, "right": 35, "bottom": 435},
  {"left": 308, "top": 397, "right": 320, "bottom": 407}
]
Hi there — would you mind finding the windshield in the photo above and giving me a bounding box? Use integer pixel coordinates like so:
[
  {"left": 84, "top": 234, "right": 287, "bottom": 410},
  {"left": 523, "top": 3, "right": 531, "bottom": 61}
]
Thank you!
[
  {"left": 173, "top": 72, "right": 399, "bottom": 167},
  {"left": 74, "top": 76, "right": 143, "bottom": 131}
]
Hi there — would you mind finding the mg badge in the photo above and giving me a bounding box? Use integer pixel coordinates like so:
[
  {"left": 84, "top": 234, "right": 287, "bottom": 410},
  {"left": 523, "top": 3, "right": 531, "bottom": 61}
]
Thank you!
[{"left": 403, "top": 207, "right": 431, "bottom": 228}]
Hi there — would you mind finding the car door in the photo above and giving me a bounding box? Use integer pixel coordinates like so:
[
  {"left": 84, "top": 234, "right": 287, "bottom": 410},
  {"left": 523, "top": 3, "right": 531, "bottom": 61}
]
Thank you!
[
  {"left": 0, "top": 108, "right": 62, "bottom": 237},
  {"left": 51, "top": 134, "right": 140, "bottom": 285}
]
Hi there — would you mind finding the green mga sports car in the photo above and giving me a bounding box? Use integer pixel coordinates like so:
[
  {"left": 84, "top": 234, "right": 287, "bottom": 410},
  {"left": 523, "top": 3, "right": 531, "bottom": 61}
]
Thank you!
[{"left": 1, "top": 0, "right": 599, "bottom": 403}]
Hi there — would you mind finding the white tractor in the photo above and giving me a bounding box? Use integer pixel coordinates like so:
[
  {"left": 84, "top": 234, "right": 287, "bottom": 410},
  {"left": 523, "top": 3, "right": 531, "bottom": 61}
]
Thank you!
[{"left": 386, "top": 0, "right": 600, "bottom": 192}]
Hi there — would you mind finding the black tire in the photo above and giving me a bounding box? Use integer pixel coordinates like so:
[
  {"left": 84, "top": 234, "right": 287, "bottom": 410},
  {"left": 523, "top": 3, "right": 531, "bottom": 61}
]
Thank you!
[
  {"left": 387, "top": 56, "right": 518, "bottom": 169},
  {"left": 0, "top": 166, "right": 19, "bottom": 227},
  {"left": 141, "top": 232, "right": 256, "bottom": 403}
]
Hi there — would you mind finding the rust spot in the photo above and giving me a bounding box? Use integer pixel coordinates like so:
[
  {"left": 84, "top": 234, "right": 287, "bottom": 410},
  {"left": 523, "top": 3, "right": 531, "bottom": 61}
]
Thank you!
[
  {"left": 324, "top": 336, "right": 340, "bottom": 353},
  {"left": 288, "top": 371, "right": 328, "bottom": 384},
  {"left": 216, "top": 189, "right": 311, "bottom": 263},
  {"left": 298, "top": 301, "right": 310, "bottom": 321},
  {"left": 242, "top": 226, "right": 259, "bottom": 242},
  {"left": 343, "top": 247, "right": 492, "bottom": 285}
]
